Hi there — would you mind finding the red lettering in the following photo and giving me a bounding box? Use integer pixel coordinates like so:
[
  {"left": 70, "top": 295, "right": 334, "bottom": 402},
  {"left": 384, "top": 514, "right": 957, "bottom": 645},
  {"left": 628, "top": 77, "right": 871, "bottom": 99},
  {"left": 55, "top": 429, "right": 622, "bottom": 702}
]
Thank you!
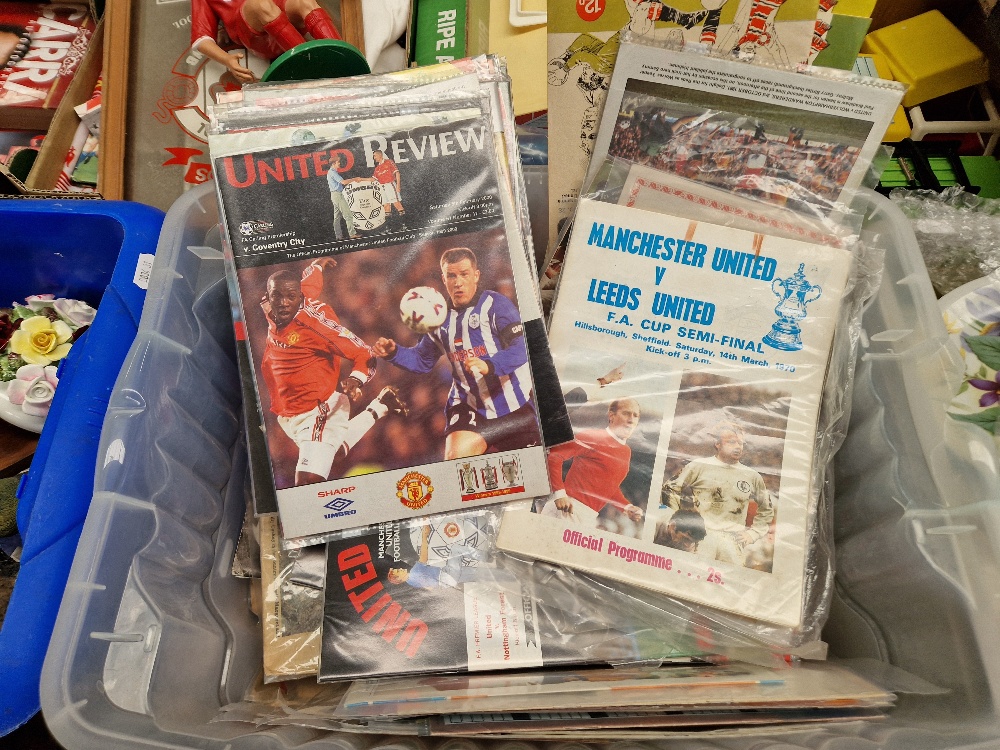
[
  {"left": 331, "top": 148, "right": 354, "bottom": 171},
  {"left": 289, "top": 153, "right": 311, "bottom": 178},
  {"left": 360, "top": 593, "right": 392, "bottom": 622},
  {"left": 222, "top": 154, "right": 255, "bottom": 188},
  {"left": 184, "top": 162, "right": 212, "bottom": 185},
  {"left": 337, "top": 544, "right": 370, "bottom": 570},
  {"left": 337, "top": 542, "right": 427, "bottom": 658},
  {"left": 395, "top": 618, "right": 429, "bottom": 658},
  {"left": 372, "top": 602, "right": 411, "bottom": 641},
  {"left": 258, "top": 158, "right": 284, "bottom": 184},
  {"left": 341, "top": 562, "right": 376, "bottom": 591},
  {"left": 313, "top": 151, "right": 330, "bottom": 175},
  {"left": 347, "top": 580, "right": 383, "bottom": 612}
]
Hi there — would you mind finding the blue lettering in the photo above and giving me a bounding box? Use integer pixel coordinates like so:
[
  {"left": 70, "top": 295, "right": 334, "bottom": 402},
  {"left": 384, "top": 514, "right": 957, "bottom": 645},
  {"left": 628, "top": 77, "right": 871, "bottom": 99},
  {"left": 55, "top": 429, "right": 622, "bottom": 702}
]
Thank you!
[
  {"left": 588, "top": 222, "right": 605, "bottom": 246},
  {"left": 614, "top": 227, "right": 630, "bottom": 252}
]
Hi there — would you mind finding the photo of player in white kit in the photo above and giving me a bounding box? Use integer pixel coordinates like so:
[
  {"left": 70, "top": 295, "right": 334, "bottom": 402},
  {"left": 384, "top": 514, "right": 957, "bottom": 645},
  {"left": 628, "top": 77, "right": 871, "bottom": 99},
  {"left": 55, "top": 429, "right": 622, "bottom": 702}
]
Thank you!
[
  {"left": 661, "top": 421, "right": 774, "bottom": 566},
  {"left": 261, "top": 258, "right": 408, "bottom": 487},
  {"left": 373, "top": 247, "right": 541, "bottom": 460}
]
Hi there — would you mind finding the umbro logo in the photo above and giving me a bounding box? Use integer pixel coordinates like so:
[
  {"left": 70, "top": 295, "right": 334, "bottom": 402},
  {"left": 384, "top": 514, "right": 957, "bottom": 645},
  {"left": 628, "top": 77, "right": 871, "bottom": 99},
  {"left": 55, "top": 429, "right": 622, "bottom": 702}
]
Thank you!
[{"left": 324, "top": 497, "right": 354, "bottom": 512}]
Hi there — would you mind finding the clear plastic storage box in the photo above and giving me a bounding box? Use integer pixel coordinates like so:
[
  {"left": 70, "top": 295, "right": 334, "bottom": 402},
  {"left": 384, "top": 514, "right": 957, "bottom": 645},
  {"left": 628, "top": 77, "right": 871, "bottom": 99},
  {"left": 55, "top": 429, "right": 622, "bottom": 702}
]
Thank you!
[
  {"left": 41, "top": 183, "right": 1000, "bottom": 749},
  {"left": 0, "top": 199, "right": 163, "bottom": 735}
]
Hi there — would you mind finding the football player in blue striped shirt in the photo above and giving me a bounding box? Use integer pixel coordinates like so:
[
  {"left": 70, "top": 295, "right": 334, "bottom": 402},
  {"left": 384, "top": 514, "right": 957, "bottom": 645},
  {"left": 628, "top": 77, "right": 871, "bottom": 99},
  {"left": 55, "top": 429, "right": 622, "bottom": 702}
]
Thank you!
[{"left": 373, "top": 247, "right": 541, "bottom": 460}]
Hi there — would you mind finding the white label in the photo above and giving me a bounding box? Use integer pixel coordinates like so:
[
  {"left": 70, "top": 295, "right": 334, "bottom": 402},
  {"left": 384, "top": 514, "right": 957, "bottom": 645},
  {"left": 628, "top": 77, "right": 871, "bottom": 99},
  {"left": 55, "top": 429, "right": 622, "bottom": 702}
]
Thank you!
[
  {"left": 133, "top": 254, "right": 154, "bottom": 290},
  {"left": 464, "top": 582, "right": 543, "bottom": 672}
]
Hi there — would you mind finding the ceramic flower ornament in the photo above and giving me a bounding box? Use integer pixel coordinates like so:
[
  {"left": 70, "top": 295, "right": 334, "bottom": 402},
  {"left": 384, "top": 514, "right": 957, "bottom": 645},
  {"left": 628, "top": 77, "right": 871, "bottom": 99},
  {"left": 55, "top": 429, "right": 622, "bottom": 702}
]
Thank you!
[
  {"left": 6, "top": 364, "right": 58, "bottom": 416},
  {"left": 53, "top": 298, "right": 97, "bottom": 328},
  {"left": 0, "top": 295, "right": 95, "bottom": 432},
  {"left": 9, "top": 315, "right": 73, "bottom": 366}
]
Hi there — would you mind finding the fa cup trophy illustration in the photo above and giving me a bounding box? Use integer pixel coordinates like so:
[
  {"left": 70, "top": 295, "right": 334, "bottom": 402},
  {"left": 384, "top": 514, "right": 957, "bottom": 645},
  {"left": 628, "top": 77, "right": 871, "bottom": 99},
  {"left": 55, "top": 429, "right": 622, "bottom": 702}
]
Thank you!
[
  {"left": 762, "top": 263, "right": 821, "bottom": 352},
  {"left": 481, "top": 461, "right": 499, "bottom": 491}
]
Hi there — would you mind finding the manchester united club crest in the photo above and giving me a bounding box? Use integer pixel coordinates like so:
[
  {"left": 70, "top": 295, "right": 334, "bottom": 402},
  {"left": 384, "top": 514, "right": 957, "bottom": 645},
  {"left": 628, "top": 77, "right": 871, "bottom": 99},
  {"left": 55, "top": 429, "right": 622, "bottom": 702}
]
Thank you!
[
  {"left": 154, "top": 42, "right": 268, "bottom": 144},
  {"left": 287, "top": 332, "right": 300, "bottom": 345},
  {"left": 397, "top": 471, "right": 434, "bottom": 510},
  {"left": 443, "top": 521, "right": 461, "bottom": 539}
]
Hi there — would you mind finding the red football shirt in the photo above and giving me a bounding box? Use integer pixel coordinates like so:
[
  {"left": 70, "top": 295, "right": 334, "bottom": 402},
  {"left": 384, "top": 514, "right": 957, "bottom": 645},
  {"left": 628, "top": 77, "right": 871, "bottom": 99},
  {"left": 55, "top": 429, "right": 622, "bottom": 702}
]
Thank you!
[
  {"left": 260, "top": 263, "right": 375, "bottom": 417},
  {"left": 373, "top": 158, "right": 399, "bottom": 185},
  {"left": 547, "top": 428, "right": 632, "bottom": 513}
]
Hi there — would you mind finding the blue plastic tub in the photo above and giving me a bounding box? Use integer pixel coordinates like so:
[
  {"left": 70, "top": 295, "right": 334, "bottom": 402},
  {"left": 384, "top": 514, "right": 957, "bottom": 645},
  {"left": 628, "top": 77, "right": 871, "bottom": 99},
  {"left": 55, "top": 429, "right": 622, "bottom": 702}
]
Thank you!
[{"left": 0, "top": 199, "right": 164, "bottom": 735}]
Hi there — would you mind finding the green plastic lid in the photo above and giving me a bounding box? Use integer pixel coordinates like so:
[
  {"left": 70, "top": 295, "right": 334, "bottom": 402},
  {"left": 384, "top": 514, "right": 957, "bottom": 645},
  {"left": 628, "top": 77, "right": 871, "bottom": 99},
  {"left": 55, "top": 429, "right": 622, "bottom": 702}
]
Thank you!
[{"left": 262, "top": 39, "right": 370, "bottom": 83}]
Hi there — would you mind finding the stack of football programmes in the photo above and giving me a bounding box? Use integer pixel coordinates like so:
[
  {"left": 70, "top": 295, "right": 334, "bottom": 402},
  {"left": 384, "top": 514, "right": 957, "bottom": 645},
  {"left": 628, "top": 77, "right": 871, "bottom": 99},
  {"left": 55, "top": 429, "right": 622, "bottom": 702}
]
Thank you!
[
  {"left": 209, "top": 87, "right": 558, "bottom": 547},
  {"left": 336, "top": 661, "right": 895, "bottom": 728},
  {"left": 203, "top": 39, "right": 913, "bottom": 740},
  {"left": 501, "top": 37, "right": 903, "bottom": 646},
  {"left": 215, "top": 659, "right": 895, "bottom": 738},
  {"left": 210, "top": 67, "right": 718, "bottom": 686}
]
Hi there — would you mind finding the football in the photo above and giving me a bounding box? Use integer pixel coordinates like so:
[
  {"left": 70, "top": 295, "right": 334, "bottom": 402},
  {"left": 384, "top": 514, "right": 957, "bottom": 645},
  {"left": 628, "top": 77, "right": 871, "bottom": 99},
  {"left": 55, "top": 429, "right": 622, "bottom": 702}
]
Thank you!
[{"left": 400, "top": 286, "right": 448, "bottom": 334}]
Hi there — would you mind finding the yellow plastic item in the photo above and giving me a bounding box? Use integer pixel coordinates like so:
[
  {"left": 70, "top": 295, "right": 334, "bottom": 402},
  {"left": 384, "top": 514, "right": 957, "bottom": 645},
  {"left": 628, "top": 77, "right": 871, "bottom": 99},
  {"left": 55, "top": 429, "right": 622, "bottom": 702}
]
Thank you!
[
  {"left": 861, "top": 10, "right": 989, "bottom": 108},
  {"left": 855, "top": 53, "right": 910, "bottom": 142}
]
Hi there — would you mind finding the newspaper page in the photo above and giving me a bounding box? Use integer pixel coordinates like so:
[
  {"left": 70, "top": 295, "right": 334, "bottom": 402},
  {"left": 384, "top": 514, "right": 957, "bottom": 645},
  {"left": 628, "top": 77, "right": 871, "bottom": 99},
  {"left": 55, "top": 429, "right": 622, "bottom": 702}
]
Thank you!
[
  {"left": 209, "top": 104, "right": 551, "bottom": 543},
  {"left": 499, "top": 198, "right": 852, "bottom": 627},
  {"left": 585, "top": 40, "right": 900, "bottom": 220}
]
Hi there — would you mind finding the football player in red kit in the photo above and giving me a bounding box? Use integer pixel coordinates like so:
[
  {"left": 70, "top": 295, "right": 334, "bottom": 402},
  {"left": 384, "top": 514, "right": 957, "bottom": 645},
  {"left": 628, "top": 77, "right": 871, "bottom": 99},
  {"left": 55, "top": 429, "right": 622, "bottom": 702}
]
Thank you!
[
  {"left": 540, "top": 398, "right": 645, "bottom": 527},
  {"left": 261, "top": 258, "right": 406, "bottom": 487},
  {"left": 191, "top": 0, "right": 343, "bottom": 83}
]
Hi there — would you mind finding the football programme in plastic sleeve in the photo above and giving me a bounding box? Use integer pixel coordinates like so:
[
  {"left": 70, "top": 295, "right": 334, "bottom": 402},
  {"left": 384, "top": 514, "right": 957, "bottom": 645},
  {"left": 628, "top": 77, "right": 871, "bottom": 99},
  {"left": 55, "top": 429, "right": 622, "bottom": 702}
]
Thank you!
[
  {"left": 540, "top": 39, "right": 902, "bottom": 298},
  {"left": 211, "top": 110, "right": 550, "bottom": 542},
  {"left": 497, "top": 198, "right": 852, "bottom": 627},
  {"left": 545, "top": 0, "right": 821, "bottom": 255},
  {"left": 319, "top": 508, "right": 649, "bottom": 680},
  {"left": 337, "top": 661, "right": 893, "bottom": 719}
]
